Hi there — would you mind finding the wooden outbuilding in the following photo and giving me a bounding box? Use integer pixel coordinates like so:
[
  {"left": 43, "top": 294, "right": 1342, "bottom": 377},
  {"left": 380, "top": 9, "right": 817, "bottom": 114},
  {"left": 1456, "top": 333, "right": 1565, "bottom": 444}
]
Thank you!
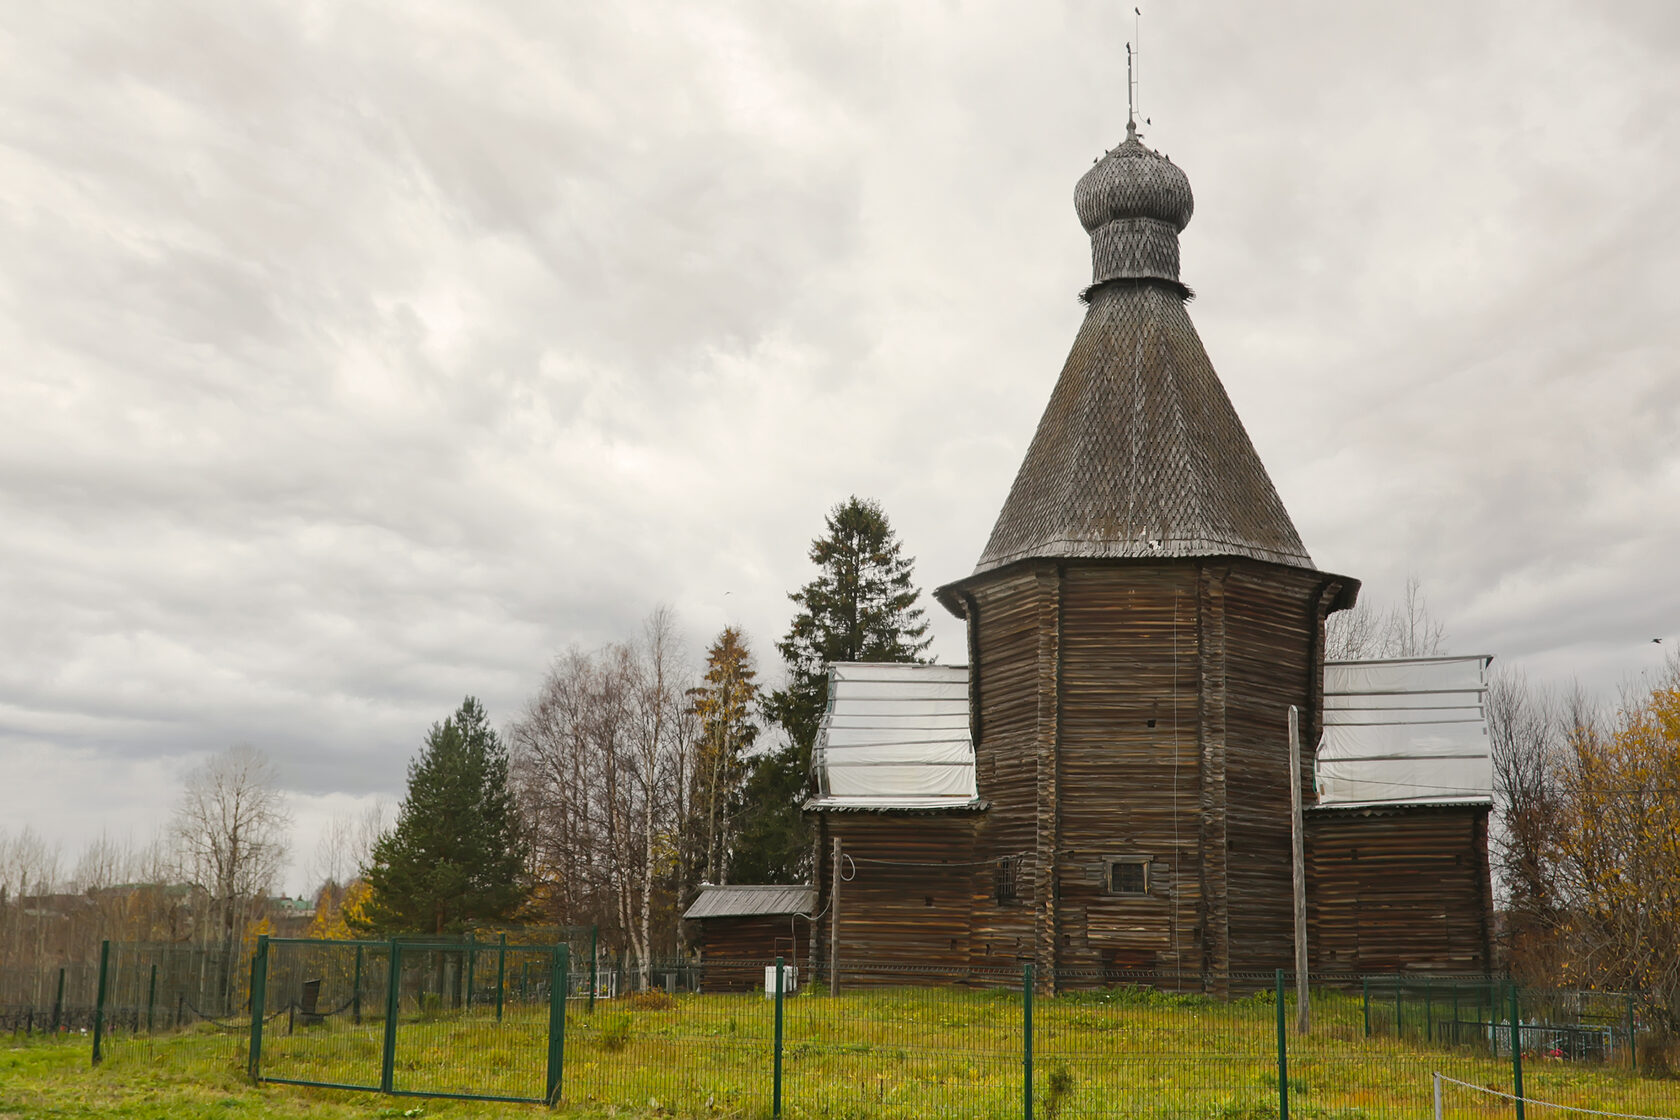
[{"left": 682, "top": 884, "right": 813, "bottom": 992}]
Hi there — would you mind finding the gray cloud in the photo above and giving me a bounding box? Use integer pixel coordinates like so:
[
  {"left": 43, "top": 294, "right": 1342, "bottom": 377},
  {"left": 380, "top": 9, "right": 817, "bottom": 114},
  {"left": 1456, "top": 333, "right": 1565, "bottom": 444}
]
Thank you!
[{"left": 3, "top": 1, "right": 1677, "bottom": 890}]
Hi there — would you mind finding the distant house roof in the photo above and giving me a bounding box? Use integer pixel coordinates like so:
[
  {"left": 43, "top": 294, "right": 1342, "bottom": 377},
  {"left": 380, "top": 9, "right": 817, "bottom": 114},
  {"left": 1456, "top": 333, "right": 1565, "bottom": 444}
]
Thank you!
[
  {"left": 683, "top": 884, "right": 815, "bottom": 920},
  {"left": 806, "top": 662, "right": 981, "bottom": 812},
  {"left": 1315, "top": 655, "right": 1494, "bottom": 809}
]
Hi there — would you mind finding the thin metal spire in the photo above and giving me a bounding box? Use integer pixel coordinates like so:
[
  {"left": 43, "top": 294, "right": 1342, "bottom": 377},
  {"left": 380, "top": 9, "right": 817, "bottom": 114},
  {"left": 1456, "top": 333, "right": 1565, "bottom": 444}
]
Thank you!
[
  {"left": 1126, "top": 42, "right": 1135, "bottom": 130},
  {"left": 1132, "top": 7, "right": 1141, "bottom": 127}
]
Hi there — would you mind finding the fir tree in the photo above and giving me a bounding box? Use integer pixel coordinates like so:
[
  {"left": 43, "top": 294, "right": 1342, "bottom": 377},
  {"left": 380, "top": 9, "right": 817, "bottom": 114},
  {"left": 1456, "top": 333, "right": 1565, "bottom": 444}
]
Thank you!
[
  {"left": 731, "top": 497, "right": 931, "bottom": 883},
  {"left": 358, "top": 697, "right": 529, "bottom": 934}
]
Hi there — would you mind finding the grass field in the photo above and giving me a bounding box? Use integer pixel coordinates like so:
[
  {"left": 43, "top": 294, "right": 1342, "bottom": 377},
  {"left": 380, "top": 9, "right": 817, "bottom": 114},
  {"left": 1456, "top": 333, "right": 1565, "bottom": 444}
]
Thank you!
[{"left": 5, "top": 985, "right": 1679, "bottom": 1119}]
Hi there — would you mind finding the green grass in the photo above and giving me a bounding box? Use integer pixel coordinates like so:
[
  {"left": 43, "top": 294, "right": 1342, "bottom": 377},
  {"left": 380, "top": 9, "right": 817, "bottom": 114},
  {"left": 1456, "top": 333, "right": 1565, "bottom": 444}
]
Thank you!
[{"left": 5, "top": 987, "right": 1679, "bottom": 1119}]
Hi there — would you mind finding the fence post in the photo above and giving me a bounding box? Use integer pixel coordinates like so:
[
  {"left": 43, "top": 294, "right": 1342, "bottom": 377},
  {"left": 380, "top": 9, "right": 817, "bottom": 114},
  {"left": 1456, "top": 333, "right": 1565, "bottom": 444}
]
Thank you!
[
  {"left": 352, "top": 944, "right": 364, "bottom": 1025},
  {"left": 1395, "top": 976, "right": 1403, "bottom": 1038},
  {"left": 91, "top": 939, "right": 111, "bottom": 1065},
  {"left": 1275, "top": 969, "right": 1289, "bottom": 1120},
  {"left": 1627, "top": 994, "right": 1637, "bottom": 1074},
  {"left": 1433, "top": 1071, "right": 1443, "bottom": 1120},
  {"left": 465, "top": 931, "right": 476, "bottom": 1012},
  {"left": 546, "top": 944, "right": 569, "bottom": 1106},
  {"left": 1425, "top": 976, "right": 1433, "bottom": 1043},
  {"left": 588, "top": 926, "right": 597, "bottom": 1012},
  {"left": 147, "top": 963, "right": 158, "bottom": 1033},
  {"left": 52, "top": 967, "right": 65, "bottom": 1034},
  {"left": 1362, "top": 977, "right": 1370, "bottom": 1037},
  {"left": 380, "top": 940, "right": 401, "bottom": 1094},
  {"left": 247, "top": 935, "right": 269, "bottom": 1082},
  {"left": 1488, "top": 980, "right": 1498, "bottom": 1056},
  {"left": 1023, "top": 964, "right": 1034, "bottom": 1120},
  {"left": 1509, "top": 985, "right": 1524, "bottom": 1120},
  {"left": 496, "top": 933, "right": 507, "bottom": 1023},
  {"left": 773, "top": 955, "right": 785, "bottom": 1118}
]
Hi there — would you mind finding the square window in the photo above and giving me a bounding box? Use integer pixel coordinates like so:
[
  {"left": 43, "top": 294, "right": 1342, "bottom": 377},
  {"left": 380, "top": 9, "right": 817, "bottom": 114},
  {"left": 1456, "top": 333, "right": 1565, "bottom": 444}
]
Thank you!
[{"left": 1108, "top": 859, "right": 1148, "bottom": 896}]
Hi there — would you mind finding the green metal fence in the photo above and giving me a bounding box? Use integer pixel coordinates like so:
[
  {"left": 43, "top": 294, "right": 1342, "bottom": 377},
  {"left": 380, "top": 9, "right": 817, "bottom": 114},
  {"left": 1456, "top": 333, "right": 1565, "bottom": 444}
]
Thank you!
[
  {"left": 76, "top": 953, "right": 1680, "bottom": 1116},
  {"left": 1362, "top": 974, "right": 1643, "bottom": 1069},
  {"left": 5, "top": 941, "right": 245, "bottom": 1042},
  {"left": 1, "top": 960, "right": 101, "bottom": 1035},
  {"left": 81, "top": 939, "right": 250, "bottom": 1070}
]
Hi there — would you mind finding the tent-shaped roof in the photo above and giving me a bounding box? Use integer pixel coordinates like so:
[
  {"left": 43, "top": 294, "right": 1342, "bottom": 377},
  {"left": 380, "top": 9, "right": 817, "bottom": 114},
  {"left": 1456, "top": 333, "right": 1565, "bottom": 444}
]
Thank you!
[
  {"left": 1315, "top": 655, "right": 1493, "bottom": 809},
  {"left": 973, "top": 284, "right": 1313, "bottom": 574},
  {"left": 807, "top": 662, "right": 981, "bottom": 812}
]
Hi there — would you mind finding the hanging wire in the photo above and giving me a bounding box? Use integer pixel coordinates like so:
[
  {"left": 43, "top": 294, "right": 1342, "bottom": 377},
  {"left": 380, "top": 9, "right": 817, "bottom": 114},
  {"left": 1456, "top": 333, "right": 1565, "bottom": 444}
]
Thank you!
[{"left": 847, "top": 850, "right": 1033, "bottom": 869}]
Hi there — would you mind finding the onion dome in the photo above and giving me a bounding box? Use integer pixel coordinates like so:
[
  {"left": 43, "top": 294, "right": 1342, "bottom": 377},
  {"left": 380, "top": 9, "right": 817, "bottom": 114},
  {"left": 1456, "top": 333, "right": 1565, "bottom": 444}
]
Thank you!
[{"left": 1073, "top": 119, "right": 1194, "bottom": 287}]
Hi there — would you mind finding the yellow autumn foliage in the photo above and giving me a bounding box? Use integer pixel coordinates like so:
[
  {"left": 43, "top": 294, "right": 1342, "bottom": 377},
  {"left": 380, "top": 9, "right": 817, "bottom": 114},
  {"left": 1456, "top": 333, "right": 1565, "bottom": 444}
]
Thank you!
[{"left": 1553, "top": 666, "right": 1680, "bottom": 1024}]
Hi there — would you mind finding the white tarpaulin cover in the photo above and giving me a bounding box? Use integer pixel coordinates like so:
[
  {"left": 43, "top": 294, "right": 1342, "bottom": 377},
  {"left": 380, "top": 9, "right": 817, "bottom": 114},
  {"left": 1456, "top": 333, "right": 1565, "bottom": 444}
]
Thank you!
[
  {"left": 808, "top": 662, "right": 980, "bottom": 809},
  {"left": 1317, "top": 655, "right": 1493, "bottom": 808}
]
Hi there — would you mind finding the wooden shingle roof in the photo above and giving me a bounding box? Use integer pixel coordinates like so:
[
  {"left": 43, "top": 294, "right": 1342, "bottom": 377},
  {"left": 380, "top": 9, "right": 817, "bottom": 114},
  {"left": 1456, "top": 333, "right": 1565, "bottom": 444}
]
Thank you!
[{"left": 966, "top": 125, "right": 1314, "bottom": 578}]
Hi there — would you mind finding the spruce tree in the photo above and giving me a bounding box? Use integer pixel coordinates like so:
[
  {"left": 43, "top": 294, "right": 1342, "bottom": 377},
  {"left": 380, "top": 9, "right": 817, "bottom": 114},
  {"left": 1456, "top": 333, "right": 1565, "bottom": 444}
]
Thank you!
[
  {"left": 358, "top": 697, "right": 529, "bottom": 934},
  {"left": 731, "top": 497, "right": 931, "bottom": 883}
]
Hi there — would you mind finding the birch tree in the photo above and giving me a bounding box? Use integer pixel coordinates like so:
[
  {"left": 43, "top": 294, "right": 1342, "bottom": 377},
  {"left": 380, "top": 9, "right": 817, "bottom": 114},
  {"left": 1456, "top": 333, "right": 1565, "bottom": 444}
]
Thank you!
[
  {"left": 627, "top": 607, "right": 688, "bottom": 986},
  {"left": 1487, "top": 671, "right": 1565, "bottom": 976},
  {"left": 511, "top": 611, "right": 699, "bottom": 975},
  {"left": 1326, "top": 575, "right": 1447, "bottom": 660},
  {"left": 173, "top": 745, "right": 291, "bottom": 1005}
]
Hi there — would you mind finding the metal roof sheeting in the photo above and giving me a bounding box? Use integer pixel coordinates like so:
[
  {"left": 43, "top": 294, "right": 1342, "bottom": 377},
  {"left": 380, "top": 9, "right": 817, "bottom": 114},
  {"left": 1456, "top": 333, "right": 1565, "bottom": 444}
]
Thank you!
[
  {"left": 1316, "top": 655, "right": 1494, "bottom": 809},
  {"left": 683, "top": 884, "right": 814, "bottom": 920},
  {"left": 811, "top": 663, "right": 978, "bottom": 810}
]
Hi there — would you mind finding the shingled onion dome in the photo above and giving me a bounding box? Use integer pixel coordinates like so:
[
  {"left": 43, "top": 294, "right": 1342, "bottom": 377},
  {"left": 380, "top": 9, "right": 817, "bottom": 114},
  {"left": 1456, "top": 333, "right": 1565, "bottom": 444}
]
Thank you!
[
  {"left": 1074, "top": 118, "right": 1194, "bottom": 291},
  {"left": 960, "top": 120, "right": 1316, "bottom": 576}
]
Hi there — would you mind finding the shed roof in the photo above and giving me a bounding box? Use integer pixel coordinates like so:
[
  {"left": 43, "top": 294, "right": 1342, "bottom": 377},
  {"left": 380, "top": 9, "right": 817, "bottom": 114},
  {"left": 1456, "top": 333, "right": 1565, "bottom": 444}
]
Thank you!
[
  {"left": 683, "top": 884, "right": 815, "bottom": 920},
  {"left": 807, "top": 662, "right": 979, "bottom": 812},
  {"left": 1316, "top": 655, "right": 1494, "bottom": 809}
]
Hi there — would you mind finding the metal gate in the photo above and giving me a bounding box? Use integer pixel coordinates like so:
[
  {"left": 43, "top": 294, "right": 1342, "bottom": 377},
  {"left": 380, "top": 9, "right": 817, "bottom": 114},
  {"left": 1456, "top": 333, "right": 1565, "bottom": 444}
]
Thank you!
[{"left": 248, "top": 935, "right": 568, "bottom": 1105}]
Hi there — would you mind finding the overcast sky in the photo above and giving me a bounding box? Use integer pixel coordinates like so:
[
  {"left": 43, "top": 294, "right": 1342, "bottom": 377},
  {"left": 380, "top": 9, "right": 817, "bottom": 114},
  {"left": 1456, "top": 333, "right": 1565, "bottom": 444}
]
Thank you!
[{"left": 4, "top": 1, "right": 1677, "bottom": 895}]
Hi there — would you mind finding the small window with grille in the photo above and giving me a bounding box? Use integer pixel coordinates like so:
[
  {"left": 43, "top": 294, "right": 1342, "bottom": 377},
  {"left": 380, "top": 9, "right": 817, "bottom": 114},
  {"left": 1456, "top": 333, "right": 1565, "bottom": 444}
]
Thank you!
[
  {"left": 1107, "top": 858, "right": 1149, "bottom": 896},
  {"left": 995, "top": 855, "right": 1021, "bottom": 905}
]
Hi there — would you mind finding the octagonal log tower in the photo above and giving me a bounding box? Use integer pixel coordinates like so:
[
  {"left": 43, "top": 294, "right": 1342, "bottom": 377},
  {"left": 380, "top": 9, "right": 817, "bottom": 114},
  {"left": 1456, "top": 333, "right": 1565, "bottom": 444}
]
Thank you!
[{"left": 935, "top": 119, "right": 1357, "bottom": 994}]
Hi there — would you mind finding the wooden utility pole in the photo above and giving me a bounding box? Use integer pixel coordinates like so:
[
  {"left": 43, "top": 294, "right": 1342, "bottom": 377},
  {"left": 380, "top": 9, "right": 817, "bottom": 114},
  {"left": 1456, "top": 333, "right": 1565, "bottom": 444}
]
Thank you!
[
  {"left": 829, "top": 837, "right": 842, "bottom": 997},
  {"left": 1288, "top": 704, "right": 1309, "bottom": 1033}
]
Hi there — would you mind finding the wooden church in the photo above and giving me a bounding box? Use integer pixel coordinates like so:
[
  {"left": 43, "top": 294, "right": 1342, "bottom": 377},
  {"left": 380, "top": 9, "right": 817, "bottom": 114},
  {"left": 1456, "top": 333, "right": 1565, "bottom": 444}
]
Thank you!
[{"left": 687, "top": 113, "right": 1495, "bottom": 993}]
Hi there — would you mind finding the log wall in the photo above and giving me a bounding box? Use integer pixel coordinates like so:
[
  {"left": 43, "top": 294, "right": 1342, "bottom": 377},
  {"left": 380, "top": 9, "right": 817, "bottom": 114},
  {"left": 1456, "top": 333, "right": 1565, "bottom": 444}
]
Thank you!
[
  {"left": 693, "top": 915, "right": 810, "bottom": 993},
  {"left": 955, "top": 557, "right": 1347, "bottom": 988},
  {"left": 815, "top": 813, "right": 979, "bottom": 984},
  {"left": 1306, "top": 803, "right": 1494, "bottom": 975},
  {"left": 1217, "top": 564, "right": 1327, "bottom": 977},
  {"left": 1056, "top": 565, "right": 1201, "bottom": 980},
  {"left": 963, "top": 566, "right": 1044, "bottom": 973}
]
